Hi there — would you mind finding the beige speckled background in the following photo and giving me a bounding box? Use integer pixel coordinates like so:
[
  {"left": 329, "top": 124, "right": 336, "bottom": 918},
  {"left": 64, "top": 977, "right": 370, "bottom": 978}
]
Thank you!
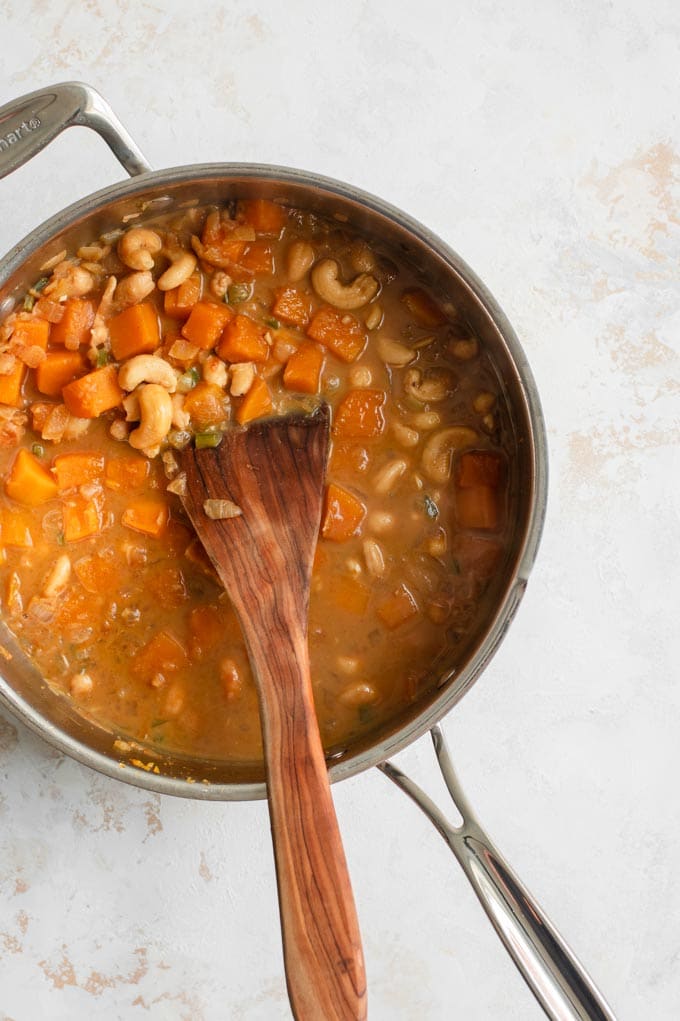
[{"left": 0, "top": 1, "right": 679, "bottom": 1018}]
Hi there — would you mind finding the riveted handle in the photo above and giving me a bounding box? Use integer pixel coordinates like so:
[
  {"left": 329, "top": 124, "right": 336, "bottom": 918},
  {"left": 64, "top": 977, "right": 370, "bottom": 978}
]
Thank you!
[
  {"left": 379, "top": 727, "right": 618, "bottom": 1021},
  {"left": 0, "top": 81, "right": 150, "bottom": 181}
]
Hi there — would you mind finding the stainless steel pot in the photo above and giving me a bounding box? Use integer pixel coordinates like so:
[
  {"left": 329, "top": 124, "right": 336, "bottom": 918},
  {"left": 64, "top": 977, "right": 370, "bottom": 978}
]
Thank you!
[{"left": 0, "top": 83, "right": 616, "bottom": 1021}]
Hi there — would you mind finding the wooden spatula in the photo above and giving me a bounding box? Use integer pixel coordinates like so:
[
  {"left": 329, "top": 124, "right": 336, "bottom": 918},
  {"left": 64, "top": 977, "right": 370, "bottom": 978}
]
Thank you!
[{"left": 179, "top": 404, "right": 367, "bottom": 1021}]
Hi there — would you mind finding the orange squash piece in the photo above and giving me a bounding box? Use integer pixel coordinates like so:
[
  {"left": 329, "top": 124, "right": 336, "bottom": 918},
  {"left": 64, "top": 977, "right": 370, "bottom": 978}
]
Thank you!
[
  {"left": 332, "top": 575, "right": 371, "bottom": 615},
  {"left": 132, "top": 630, "right": 188, "bottom": 682},
  {"left": 282, "top": 341, "right": 324, "bottom": 394},
  {"left": 239, "top": 241, "right": 274, "bottom": 274},
  {"left": 181, "top": 301, "right": 234, "bottom": 350},
  {"left": 49, "top": 298, "right": 95, "bottom": 347},
  {"left": 329, "top": 441, "right": 371, "bottom": 477},
  {"left": 307, "top": 306, "right": 367, "bottom": 363},
  {"left": 455, "top": 485, "right": 503, "bottom": 531},
  {"left": 235, "top": 376, "right": 272, "bottom": 425},
  {"left": 272, "top": 286, "right": 311, "bottom": 328},
  {"left": 321, "top": 482, "right": 366, "bottom": 542},
  {"left": 163, "top": 272, "right": 203, "bottom": 319},
  {"left": 11, "top": 317, "right": 50, "bottom": 351},
  {"left": 451, "top": 534, "right": 503, "bottom": 578},
  {"left": 217, "top": 314, "right": 269, "bottom": 363},
  {"left": 62, "top": 493, "right": 104, "bottom": 542},
  {"left": 109, "top": 302, "right": 160, "bottom": 361},
  {"left": 121, "top": 497, "right": 169, "bottom": 538},
  {"left": 377, "top": 584, "right": 419, "bottom": 629},
  {"left": 401, "top": 288, "right": 447, "bottom": 327},
  {"left": 73, "top": 554, "right": 119, "bottom": 594},
  {"left": 182, "top": 382, "right": 228, "bottom": 431},
  {"left": 53, "top": 452, "right": 105, "bottom": 491},
  {"left": 104, "top": 454, "right": 150, "bottom": 491},
  {"left": 240, "top": 198, "right": 287, "bottom": 235},
  {"left": 333, "top": 389, "right": 386, "bottom": 439},
  {"left": 0, "top": 361, "right": 27, "bottom": 407},
  {"left": 5, "top": 448, "right": 58, "bottom": 506},
  {"left": 188, "top": 605, "right": 223, "bottom": 659},
  {"left": 62, "top": 364, "right": 123, "bottom": 418},
  {"left": 0, "top": 506, "right": 34, "bottom": 547},
  {"left": 35, "top": 350, "right": 87, "bottom": 397},
  {"left": 456, "top": 450, "right": 506, "bottom": 489}
]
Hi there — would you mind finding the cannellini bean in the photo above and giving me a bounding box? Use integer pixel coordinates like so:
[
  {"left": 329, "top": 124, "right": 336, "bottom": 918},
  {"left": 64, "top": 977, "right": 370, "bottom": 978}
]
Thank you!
[
  {"left": 339, "top": 682, "right": 379, "bottom": 707},
  {"left": 202, "top": 355, "right": 228, "bottom": 388},
  {"left": 286, "top": 240, "right": 315, "bottom": 282},
  {"left": 42, "top": 554, "right": 71, "bottom": 599},
  {"left": 349, "top": 364, "right": 372, "bottom": 388},
  {"left": 337, "top": 656, "right": 360, "bottom": 675},
  {"left": 407, "top": 410, "right": 441, "bottom": 430},
  {"left": 220, "top": 658, "right": 242, "bottom": 700},
  {"left": 450, "top": 337, "right": 479, "bottom": 361},
  {"left": 363, "top": 538, "right": 386, "bottom": 578},
  {"left": 109, "top": 419, "right": 129, "bottom": 441},
  {"left": 70, "top": 671, "right": 94, "bottom": 699},
  {"left": 230, "top": 362, "right": 255, "bottom": 396},
  {"left": 377, "top": 335, "right": 415, "bottom": 367},
  {"left": 372, "top": 458, "right": 407, "bottom": 495},
  {"left": 391, "top": 421, "right": 420, "bottom": 448},
  {"left": 364, "top": 303, "right": 383, "bottom": 330},
  {"left": 473, "top": 391, "right": 496, "bottom": 414},
  {"left": 163, "top": 682, "right": 186, "bottom": 717},
  {"left": 367, "top": 510, "right": 395, "bottom": 534}
]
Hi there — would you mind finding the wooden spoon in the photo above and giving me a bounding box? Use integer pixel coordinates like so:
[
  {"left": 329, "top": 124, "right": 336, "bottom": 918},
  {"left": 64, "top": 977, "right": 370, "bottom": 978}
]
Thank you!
[{"left": 179, "top": 404, "right": 367, "bottom": 1021}]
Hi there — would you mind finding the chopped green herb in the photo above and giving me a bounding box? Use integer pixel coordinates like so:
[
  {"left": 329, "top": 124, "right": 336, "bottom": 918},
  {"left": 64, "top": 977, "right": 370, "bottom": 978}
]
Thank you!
[
  {"left": 151, "top": 719, "right": 169, "bottom": 728},
  {"left": 94, "top": 348, "right": 110, "bottom": 367},
  {"left": 195, "top": 431, "right": 223, "bottom": 450},
  {"left": 178, "top": 366, "right": 200, "bottom": 390},
  {"left": 423, "top": 494, "right": 439, "bottom": 519},
  {"left": 23, "top": 294, "right": 35, "bottom": 312},
  {"left": 226, "top": 282, "right": 252, "bottom": 305},
  {"left": 56, "top": 532, "right": 66, "bottom": 546},
  {"left": 31, "top": 443, "right": 45, "bottom": 458},
  {"left": 33, "top": 277, "right": 49, "bottom": 293},
  {"left": 264, "top": 316, "right": 281, "bottom": 330}
]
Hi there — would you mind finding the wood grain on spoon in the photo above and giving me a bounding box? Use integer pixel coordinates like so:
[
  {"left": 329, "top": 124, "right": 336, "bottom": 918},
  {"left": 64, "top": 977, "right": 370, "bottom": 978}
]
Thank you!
[{"left": 179, "top": 405, "right": 367, "bottom": 1021}]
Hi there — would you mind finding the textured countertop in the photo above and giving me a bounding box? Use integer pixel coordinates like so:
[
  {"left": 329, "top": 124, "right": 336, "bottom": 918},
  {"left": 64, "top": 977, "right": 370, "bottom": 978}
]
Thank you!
[{"left": 1, "top": 2, "right": 678, "bottom": 1018}]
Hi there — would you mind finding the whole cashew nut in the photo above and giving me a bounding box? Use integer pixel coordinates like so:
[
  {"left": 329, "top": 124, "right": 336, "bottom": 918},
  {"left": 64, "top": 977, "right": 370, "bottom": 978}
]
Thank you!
[
  {"left": 403, "top": 366, "right": 456, "bottom": 404},
  {"left": 118, "top": 228, "right": 163, "bottom": 271},
  {"left": 421, "top": 426, "right": 478, "bottom": 483},
  {"left": 128, "top": 383, "right": 173, "bottom": 451},
  {"left": 118, "top": 355, "right": 177, "bottom": 393},
  {"left": 115, "top": 271, "right": 155, "bottom": 309},
  {"left": 157, "top": 252, "right": 197, "bottom": 291},
  {"left": 311, "top": 259, "right": 379, "bottom": 310}
]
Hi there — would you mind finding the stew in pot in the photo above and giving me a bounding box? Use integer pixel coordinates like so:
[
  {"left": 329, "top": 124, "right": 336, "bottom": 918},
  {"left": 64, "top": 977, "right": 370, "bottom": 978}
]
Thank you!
[{"left": 0, "top": 198, "right": 512, "bottom": 763}]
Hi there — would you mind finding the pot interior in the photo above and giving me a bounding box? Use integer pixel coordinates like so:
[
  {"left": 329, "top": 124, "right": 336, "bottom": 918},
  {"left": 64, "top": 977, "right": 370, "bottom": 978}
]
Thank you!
[{"left": 0, "top": 166, "right": 546, "bottom": 799}]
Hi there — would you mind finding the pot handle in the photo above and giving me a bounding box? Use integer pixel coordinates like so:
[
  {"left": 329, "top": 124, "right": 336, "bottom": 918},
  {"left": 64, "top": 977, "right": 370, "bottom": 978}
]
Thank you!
[
  {"left": 0, "top": 82, "right": 151, "bottom": 181},
  {"left": 379, "top": 726, "right": 618, "bottom": 1021}
]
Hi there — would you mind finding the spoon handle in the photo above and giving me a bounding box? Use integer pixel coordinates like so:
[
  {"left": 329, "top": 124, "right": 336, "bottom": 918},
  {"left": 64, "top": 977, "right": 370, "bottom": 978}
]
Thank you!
[{"left": 240, "top": 604, "right": 367, "bottom": 1021}]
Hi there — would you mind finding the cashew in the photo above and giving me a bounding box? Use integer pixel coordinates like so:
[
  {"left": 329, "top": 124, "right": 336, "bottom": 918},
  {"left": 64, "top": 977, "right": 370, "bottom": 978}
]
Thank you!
[
  {"left": 286, "top": 240, "right": 315, "bottom": 282},
  {"left": 311, "top": 258, "right": 379, "bottom": 310},
  {"left": 117, "top": 228, "right": 163, "bottom": 271},
  {"left": 115, "top": 271, "right": 155, "bottom": 309},
  {"left": 391, "top": 421, "right": 420, "bottom": 448},
  {"left": 119, "top": 355, "right": 177, "bottom": 393},
  {"left": 421, "top": 426, "right": 478, "bottom": 483},
  {"left": 128, "top": 384, "right": 173, "bottom": 451},
  {"left": 157, "top": 252, "right": 197, "bottom": 291},
  {"left": 377, "top": 335, "right": 415, "bottom": 367},
  {"left": 403, "top": 366, "right": 456, "bottom": 404}
]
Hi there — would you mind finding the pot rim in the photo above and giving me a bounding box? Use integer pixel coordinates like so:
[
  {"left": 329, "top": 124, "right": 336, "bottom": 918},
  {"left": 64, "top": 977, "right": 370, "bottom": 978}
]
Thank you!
[{"left": 0, "top": 161, "right": 548, "bottom": 800}]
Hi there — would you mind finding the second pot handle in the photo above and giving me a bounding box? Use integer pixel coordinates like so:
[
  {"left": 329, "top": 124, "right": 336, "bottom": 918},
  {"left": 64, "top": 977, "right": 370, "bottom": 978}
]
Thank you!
[
  {"left": 0, "top": 82, "right": 150, "bottom": 181},
  {"left": 379, "top": 726, "right": 617, "bottom": 1021}
]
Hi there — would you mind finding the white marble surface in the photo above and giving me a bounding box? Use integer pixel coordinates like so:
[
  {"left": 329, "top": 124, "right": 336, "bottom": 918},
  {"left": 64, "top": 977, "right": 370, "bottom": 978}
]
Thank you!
[{"left": 1, "top": 2, "right": 679, "bottom": 1018}]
